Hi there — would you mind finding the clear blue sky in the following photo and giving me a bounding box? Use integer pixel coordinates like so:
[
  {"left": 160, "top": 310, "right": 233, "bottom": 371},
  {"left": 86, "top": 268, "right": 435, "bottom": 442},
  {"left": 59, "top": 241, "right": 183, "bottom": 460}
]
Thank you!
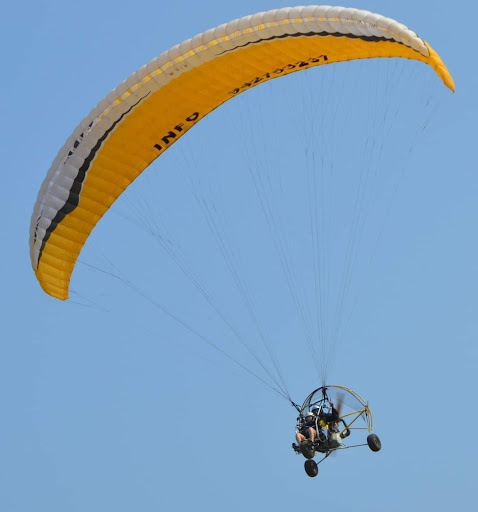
[{"left": 1, "top": 1, "right": 477, "bottom": 511}]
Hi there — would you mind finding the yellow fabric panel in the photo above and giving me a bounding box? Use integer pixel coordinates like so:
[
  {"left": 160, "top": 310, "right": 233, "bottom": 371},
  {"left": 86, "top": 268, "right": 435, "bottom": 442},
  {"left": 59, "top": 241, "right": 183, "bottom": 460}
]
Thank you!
[{"left": 36, "top": 34, "right": 454, "bottom": 299}]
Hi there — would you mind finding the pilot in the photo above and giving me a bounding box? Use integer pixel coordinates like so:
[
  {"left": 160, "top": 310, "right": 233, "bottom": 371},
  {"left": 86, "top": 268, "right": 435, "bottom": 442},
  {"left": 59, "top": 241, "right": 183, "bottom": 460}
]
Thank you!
[{"left": 292, "top": 411, "right": 317, "bottom": 452}]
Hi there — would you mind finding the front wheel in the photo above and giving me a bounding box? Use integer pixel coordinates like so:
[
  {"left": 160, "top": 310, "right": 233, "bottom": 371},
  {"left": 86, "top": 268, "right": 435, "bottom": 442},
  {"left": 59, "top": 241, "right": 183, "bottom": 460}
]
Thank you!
[
  {"left": 304, "top": 459, "right": 319, "bottom": 477},
  {"left": 367, "top": 433, "right": 381, "bottom": 452}
]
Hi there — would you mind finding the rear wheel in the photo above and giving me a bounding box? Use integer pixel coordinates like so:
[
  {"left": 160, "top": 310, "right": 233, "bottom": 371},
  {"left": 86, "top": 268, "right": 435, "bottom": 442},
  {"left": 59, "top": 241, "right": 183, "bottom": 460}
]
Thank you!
[
  {"left": 300, "top": 440, "right": 315, "bottom": 459},
  {"left": 304, "top": 459, "right": 319, "bottom": 477},
  {"left": 367, "top": 433, "right": 381, "bottom": 452}
]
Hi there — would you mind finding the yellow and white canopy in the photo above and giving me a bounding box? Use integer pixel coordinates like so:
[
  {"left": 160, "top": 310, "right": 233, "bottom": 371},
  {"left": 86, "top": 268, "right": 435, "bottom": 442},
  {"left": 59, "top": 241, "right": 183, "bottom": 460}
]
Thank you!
[{"left": 30, "top": 5, "right": 454, "bottom": 299}]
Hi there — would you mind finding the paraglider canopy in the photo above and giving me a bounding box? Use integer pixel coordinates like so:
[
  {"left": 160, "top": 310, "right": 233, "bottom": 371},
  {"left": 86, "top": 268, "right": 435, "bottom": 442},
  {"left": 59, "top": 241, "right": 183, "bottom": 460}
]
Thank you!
[{"left": 29, "top": 5, "right": 454, "bottom": 300}]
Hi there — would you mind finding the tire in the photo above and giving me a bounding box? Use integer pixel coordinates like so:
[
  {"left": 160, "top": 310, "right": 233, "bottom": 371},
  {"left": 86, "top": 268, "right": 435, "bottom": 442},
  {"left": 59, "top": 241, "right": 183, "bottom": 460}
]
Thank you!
[
  {"left": 304, "top": 459, "right": 319, "bottom": 478},
  {"left": 367, "top": 433, "right": 381, "bottom": 452},
  {"left": 300, "top": 440, "right": 315, "bottom": 459}
]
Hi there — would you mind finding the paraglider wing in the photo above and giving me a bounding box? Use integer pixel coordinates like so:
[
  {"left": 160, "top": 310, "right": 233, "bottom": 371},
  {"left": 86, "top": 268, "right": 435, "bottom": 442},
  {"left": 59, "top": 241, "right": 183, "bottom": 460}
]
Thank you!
[{"left": 29, "top": 5, "right": 454, "bottom": 299}]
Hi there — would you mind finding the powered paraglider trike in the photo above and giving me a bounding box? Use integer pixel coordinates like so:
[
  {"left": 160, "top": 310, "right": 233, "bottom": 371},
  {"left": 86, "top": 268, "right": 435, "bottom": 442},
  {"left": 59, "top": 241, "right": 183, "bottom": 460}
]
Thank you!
[{"left": 292, "top": 385, "right": 380, "bottom": 477}]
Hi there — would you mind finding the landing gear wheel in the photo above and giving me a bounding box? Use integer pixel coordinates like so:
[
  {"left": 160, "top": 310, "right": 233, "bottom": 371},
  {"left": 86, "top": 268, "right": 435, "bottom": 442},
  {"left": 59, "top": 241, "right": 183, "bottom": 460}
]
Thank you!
[
  {"left": 367, "top": 433, "right": 381, "bottom": 452},
  {"left": 300, "top": 440, "right": 315, "bottom": 459},
  {"left": 304, "top": 459, "right": 319, "bottom": 477}
]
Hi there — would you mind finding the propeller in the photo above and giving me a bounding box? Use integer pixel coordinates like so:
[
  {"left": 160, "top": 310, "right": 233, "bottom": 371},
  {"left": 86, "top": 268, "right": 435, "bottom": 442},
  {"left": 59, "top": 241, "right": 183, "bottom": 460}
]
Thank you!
[{"left": 335, "top": 392, "right": 344, "bottom": 419}]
